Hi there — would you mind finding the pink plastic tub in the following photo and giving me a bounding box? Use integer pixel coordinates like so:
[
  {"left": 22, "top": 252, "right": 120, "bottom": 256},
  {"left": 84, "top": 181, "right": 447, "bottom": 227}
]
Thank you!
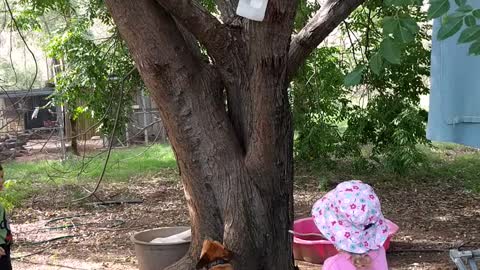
[{"left": 292, "top": 217, "right": 399, "bottom": 264}]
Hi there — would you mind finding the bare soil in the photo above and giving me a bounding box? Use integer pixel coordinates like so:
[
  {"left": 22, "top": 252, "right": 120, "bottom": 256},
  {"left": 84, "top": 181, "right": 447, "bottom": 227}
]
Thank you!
[{"left": 10, "top": 171, "right": 479, "bottom": 269}]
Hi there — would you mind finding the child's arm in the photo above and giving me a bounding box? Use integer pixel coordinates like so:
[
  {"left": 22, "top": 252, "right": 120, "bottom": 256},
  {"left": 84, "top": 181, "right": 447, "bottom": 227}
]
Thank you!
[{"left": 0, "top": 247, "right": 5, "bottom": 256}]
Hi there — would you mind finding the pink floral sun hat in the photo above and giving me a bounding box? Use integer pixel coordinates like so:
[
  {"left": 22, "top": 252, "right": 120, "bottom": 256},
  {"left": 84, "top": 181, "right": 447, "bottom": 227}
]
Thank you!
[{"left": 311, "top": 180, "right": 389, "bottom": 254}]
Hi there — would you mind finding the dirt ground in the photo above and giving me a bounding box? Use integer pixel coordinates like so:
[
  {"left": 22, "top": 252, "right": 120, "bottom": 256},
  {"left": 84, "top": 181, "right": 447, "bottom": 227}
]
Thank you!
[
  {"left": 9, "top": 171, "right": 479, "bottom": 270},
  {"left": 17, "top": 139, "right": 105, "bottom": 162}
]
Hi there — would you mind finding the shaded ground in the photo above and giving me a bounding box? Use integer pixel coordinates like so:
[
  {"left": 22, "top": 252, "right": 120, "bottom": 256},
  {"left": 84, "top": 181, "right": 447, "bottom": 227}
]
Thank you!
[{"left": 10, "top": 169, "right": 479, "bottom": 269}]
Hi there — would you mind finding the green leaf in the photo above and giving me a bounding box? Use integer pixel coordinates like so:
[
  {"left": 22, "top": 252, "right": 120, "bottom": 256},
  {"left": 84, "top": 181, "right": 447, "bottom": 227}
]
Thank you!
[
  {"left": 469, "top": 41, "right": 480, "bottom": 55},
  {"left": 458, "top": 26, "right": 480, "bottom": 43},
  {"left": 437, "top": 15, "right": 464, "bottom": 40},
  {"left": 383, "top": 16, "right": 419, "bottom": 43},
  {"left": 380, "top": 38, "right": 402, "bottom": 64},
  {"left": 473, "top": 9, "right": 480, "bottom": 19},
  {"left": 383, "top": 16, "right": 397, "bottom": 34},
  {"left": 394, "top": 24, "right": 415, "bottom": 43},
  {"left": 457, "top": 5, "right": 473, "bottom": 13},
  {"left": 444, "top": 11, "right": 466, "bottom": 20},
  {"left": 400, "top": 17, "right": 420, "bottom": 34},
  {"left": 344, "top": 65, "right": 365, "bottom": 87},
  {"left": 454, "top": 0, "right": 466, "bottom": 7},
  {"left": 369, "top": 53, "right": 384, "bottom": 75},
  {"left": 465, "top": 15, "right": 477, "bottom": 27},
  {"left": 428, "top": 0, "right": 450, "bottom": 19},
  {"left": 398, "top": 17, "right": 420, "bottom": 42}
]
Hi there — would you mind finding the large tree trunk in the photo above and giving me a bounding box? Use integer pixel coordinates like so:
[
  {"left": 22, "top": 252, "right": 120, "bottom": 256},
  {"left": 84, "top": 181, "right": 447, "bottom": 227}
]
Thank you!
[{"left": 104, "top": 0, "right": 363, "bottom": 269}]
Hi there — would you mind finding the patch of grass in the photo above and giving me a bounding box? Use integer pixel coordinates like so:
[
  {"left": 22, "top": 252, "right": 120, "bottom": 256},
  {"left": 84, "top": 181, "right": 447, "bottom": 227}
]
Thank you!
[
  {"left": 8, "top": 143, "right": 176, "bottom": 183},
  {"left": 0, "top": 144, "right": 177, "bottom": 209},
  {"left": 421, "top": 144, "right": 480, "bottom": 192},
  {"left": 72, "top": 143, "right": 177, "bottom": 182},
  {"left": 297, "top": 143, "right": 480, "bottom": 193}
]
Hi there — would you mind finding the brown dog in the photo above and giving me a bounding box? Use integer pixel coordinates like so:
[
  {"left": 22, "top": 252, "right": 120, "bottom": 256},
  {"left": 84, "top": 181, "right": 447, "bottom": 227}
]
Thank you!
[{"left": 196, "top": 240, "right": 233, "bottom": 269}]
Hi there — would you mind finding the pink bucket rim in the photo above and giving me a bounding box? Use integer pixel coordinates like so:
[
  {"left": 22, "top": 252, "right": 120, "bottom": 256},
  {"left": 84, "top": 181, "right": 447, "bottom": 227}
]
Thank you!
[{"left": 292, "top": 217, "right": 399, "bottom": 245}]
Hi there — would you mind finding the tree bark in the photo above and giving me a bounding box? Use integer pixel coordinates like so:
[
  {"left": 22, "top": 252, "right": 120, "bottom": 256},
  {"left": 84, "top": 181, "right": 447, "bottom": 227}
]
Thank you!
[
  {"left": 69, "top": 115, "right": 80, "bottom": 156},
  {"left": 104, "top": 0, "right": 360, "bottom": 269}
]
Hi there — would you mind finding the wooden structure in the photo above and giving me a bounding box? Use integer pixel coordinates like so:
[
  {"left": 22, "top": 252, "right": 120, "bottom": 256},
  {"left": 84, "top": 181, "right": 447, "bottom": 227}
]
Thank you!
[{"left": 0, "top": 87, "right": 57, "bottom": 134}]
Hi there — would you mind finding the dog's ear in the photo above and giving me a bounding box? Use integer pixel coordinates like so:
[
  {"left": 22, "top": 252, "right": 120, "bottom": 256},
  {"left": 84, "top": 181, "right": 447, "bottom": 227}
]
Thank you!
[
  {"left": 196, "top": 240, "right": 213, "bottom": 269},
  {"left": 196, "top": 240, "right": 233, "bottom": 269}
]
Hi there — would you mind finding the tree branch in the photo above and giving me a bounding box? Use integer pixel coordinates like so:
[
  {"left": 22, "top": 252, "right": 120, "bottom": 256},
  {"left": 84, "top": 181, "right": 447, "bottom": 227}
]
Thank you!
[
  {"left": 155, "top": 0, "right": 231, "bottom": 61},
  {"left": 287, "top": 0, "right": 365, "bottom": 80}
]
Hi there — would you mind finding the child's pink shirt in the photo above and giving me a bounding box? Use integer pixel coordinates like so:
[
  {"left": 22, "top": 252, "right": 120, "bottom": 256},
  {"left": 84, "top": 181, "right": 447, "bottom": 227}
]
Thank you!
[{"left": 322, "top": 247, "right": 388, "bottom": 270}]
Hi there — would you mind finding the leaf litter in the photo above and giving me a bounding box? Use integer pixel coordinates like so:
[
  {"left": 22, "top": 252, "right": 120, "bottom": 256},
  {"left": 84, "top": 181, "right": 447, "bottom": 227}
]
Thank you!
[{"left": 8, "top": 170, "right": 479, "bottom": 269}]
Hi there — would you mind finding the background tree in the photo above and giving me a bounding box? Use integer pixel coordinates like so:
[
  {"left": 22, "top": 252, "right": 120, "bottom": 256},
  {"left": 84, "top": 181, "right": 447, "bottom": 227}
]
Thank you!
[
  {"left": 292, "top": 1, "right": 431, "bottom": 173},
  {"left": 45, "top": 19, "right": 139, "bottom": 151},
  {"left": 9, "top": 0, "right": 140, "bottom": 153}
]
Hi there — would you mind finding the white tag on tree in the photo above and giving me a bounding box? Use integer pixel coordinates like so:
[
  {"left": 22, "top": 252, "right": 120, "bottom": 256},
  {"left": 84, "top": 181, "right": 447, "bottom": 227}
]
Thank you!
[{"left": 236, "top": 0, "right": 269, "bottom": 22}]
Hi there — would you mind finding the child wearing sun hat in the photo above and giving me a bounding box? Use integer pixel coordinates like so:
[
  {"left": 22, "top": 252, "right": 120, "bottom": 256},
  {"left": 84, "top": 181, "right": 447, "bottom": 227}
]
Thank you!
[{"left": 311, "top": 180, "right": 389, "bottom": 270}]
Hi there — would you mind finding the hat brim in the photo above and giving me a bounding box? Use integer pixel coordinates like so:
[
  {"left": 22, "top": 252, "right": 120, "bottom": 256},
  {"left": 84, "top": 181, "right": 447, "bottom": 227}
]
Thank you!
[{"left": 312, "top": 191, "right": 389, "bottom": 254}]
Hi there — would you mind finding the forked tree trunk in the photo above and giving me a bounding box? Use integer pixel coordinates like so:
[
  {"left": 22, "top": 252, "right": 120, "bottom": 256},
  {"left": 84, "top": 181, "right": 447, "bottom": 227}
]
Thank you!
[{"left": 105, "top": 0, "right": 364, "bottom": 269}]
